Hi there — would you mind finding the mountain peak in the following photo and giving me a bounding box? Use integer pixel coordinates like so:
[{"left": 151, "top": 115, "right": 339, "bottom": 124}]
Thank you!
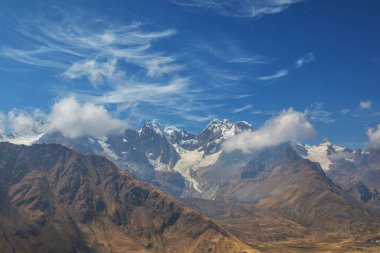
[
  {"left": 321, "top": 138, "right": 332, "bottom": 146},
  {"left": 202, "top": 118, "right": 252, "bottom": 140},
  {"left": 140, "top": 119, "right": 165, "bottom": 136}
]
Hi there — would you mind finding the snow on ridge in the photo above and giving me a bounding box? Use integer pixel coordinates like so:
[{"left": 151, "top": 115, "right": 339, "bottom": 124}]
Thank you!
[
  {"left": 98, "top": 137, "right": 119, "bottom": 161},
  {"left": 203, "top": 118, "right": 251, "bottom": 140},
  {"left": 149, "top": 159, "right": 171, "bottom": 172},
  {"left": 301, "top": 140, "right": 348, "bottom": 171},
  {"left": 0, "top": 133, "right": 43, "bottom": 146},
  {"left": 303, "top": 144, "right": 333, "bottom": 171},
  {"left": 172, "top": 147, "right": 222, "bottom": 193}
]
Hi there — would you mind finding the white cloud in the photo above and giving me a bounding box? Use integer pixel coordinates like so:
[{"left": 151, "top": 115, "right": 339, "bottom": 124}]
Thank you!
[
  {"left": 181, "top": 114, "right": 216, "bottom": 122},
  {"left": 87, "top": 77, "right": 189, "bottom": 105},
  {"left": 1, "top": 16, "right": 220, "bottom": 125},
  {"left": 2, "top": 97, "right": 126, "bottom": 138},
  {"left": 169, "top": 0, "right": 302, "bottom": 18},
  {"left": 341, "top": 108, "right": 351, "bottom": 114},
  {"left": 367, "top": 124, "right": 380, "bottom": 148},
  {"left": 0, "top": 112, "right": 5, "bottom": 133},
  {"left": 0, "top": 20, "right": 178, "bottom": 87},
  {"left": 223, "top": 108, "right": 315, "bottom": 153},
  {"left": 63, "top": 59, "right": 125, "bottom": 86},
  {"left": 258, "top": 69, "right": 288, "bottom": 81},
  {"left": 231, "top": 104, "right": 253, "bottom": 114},
  {"left": 359, "top": 100, "right": 372, "bottom": 110},
  {"left": 306, "top": 103, "right": 335, "bottom": 123},
  {"left": 145, "top": 57, "right": 183, "bottom": 77},
  {"left": 295, "top": 52, "right": 315, "bottom": 68},
  {"left": 8, "top": 110, "right": 44, "bottom": 136},
  {"left": 47, "top": 96, "right": 126, "bottom": 138},
  {"left": 257, "top": 53, "right": 314, "bottom": 81}
]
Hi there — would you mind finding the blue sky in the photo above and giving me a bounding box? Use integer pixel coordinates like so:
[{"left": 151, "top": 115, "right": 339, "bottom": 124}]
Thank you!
[{"left": 0, "top": 0, "right": 379, "bottom": 148}]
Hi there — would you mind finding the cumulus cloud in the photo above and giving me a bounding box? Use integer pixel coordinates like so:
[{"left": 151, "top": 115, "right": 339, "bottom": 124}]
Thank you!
[
  {"left": 359, "top": 100, "right": 372, "bottom": 110},
  {"left": 367, "top": 124, "right": 380, "bottom": 148},
  {"left": 8, "top": 110, "right": 44, "bottom": 135},
  {"left": 2, "top": 97, "right": 126, "bottom": 138},
  {"left": 223, "top": 108, "right": 316, "bottom": 153},
  {"left": 47, "top": 97, "right": 126, "bottom": 138}
]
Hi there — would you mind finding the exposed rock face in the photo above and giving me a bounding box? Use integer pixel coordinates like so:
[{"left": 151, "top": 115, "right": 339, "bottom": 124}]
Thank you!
[
  {"left": 36, "top": 119, "right": 253, "bottom": 197},
  {"left": 138, "top": 122, "right": 180, "bottom": 166},
  {"left": 0, "top": 143, "right": 255, "bottom": 253},
  {"left": 195, "top": 143, "right": 378, "bottom": 235},
  {"left": 327, "top": 147, "right": 380, "bottom": 208},
  {"left": 35, "top": 125, "right": 380, "bottom": 237},
  {"left": 194, "top": 119, "right": 252, "bottom": 155}
]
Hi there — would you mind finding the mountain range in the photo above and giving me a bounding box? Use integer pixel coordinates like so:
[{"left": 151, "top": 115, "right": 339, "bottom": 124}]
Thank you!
[
  {"left": 2, "top": 119, "right": 380, "bottom": 252},
  {"left": 0, "top": 142, "right": 255, "bottom": 253}
]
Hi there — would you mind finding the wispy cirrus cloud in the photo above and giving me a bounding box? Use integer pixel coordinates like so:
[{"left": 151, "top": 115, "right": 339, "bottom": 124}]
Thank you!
[
  {"left": 258, "top": 52, "right": 314, "bottom": 81},
  {"left": 0, "top": 13, "right": 222, "bottom": 127},
  {"left": 258, "top": 69, "right": 289, "bottom": 80},
  {"left": 231, "top": 104, "right": 253, "bottom": 114},
  {"left": 1, "top": 20, "right": 178, "bottom": 86},
  {"left": 63, "top": 59, "right": 125, "bottom": 87},
  {"left": 198, "top": 41, "right": 271, "bottom": 65},
  {"left": 168, "top": 0, "right": 302, "bottom": 18},
  {"left": 295, "top": 52, "right": 315, "bottom": 68},
  {"left": 0, "top": 3, "right": 318, "bottom": 135},
  {"left": 181, "top": 114, "right": 216, "bottom": 122},
  {"left": 306, "top": 103, "right": 335, "bottom": 123},
  {"left": 145, "top": 57, "right": 183, "bottom": 77},
  {"left": 82, "top": 78, "right": 189, "bottom": 105}
]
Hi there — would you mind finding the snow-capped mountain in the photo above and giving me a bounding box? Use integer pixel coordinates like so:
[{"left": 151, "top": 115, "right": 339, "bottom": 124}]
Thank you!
[
  {"left": 0, "top": 133, "right": 43, "bottom": 146},
  {"left": 32, "top": 119, "right": 252, "bottom": 196},
  {"left": 296, "top": 139, "right": 351, "bottom": 171},
  {"left": 1, "top": 119, "right": 366, "bottom": 199},
  {"left": 2, "top": 121, "right": 379, "bottom": 241},
  {"left": 196, "top": 119, "right": 252, "bottom": 154}
]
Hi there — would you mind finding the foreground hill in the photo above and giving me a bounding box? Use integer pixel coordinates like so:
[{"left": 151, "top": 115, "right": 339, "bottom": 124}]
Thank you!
[
  {"left": 195, "top": 142, "right": 378, "bottom": 236},
  {"left": 0, "top": 142, "right": 255, "bottom": 253}
]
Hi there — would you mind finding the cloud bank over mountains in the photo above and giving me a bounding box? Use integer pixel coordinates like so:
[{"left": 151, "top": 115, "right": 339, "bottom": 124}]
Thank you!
[
  {"left": 223, "top": 108, "right": 315, "bottom": 152},
  {"left": 1, "top": 100, "right": 380, "bottom": 151},
  {"left": 47, "top": 97, "right": 126, "bottom": 138},
  {"left": 1, "top": 97, "right": 126, "bottom": 138}
]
